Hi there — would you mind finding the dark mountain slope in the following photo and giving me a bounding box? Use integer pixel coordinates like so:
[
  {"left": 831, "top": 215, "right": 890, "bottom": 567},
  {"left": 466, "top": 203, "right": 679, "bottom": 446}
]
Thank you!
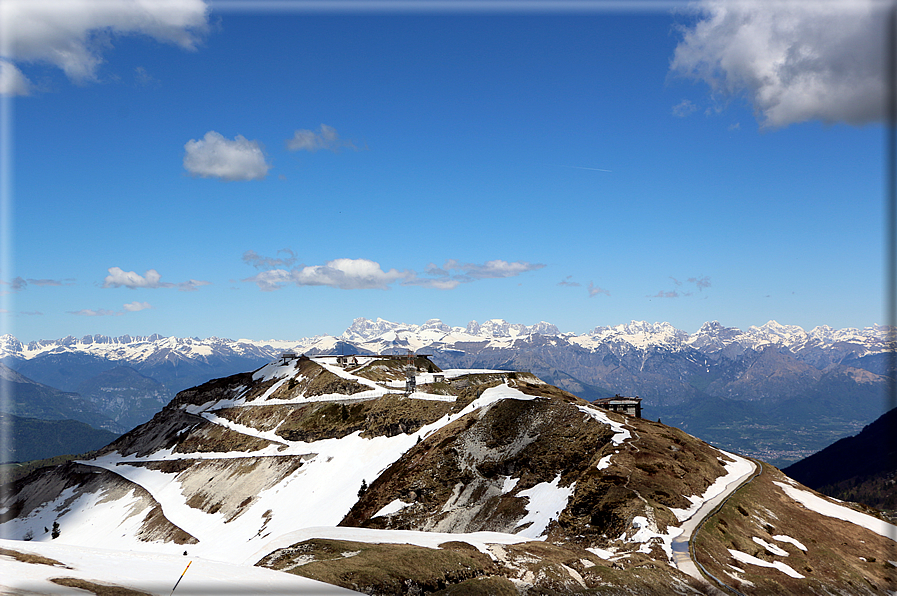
[
  {"left": 0, "top": 364, "right": 114, "bottom": 431},
  {"left": 0, "top": 413, "right": 119, "bottom": 463},
  {"left": 783, "top": 407, "right": 897, "bottom": 510}
]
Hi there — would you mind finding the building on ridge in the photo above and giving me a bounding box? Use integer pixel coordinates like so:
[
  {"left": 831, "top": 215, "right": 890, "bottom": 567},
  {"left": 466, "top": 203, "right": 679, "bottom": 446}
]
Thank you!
[{"left": 594, "top": 395, "right": 642, "bottom": 418}]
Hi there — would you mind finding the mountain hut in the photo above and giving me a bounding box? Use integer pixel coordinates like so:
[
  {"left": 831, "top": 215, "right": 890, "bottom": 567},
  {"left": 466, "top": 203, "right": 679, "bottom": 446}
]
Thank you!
[{"left": 594, "top": 395, "right": 642, "bottom": 418}]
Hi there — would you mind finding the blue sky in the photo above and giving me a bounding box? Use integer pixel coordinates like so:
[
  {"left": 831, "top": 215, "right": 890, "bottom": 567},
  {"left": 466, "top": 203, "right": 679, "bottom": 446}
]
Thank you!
[{"left": 1, "top": 1, "right": 889, "bottom": 342}]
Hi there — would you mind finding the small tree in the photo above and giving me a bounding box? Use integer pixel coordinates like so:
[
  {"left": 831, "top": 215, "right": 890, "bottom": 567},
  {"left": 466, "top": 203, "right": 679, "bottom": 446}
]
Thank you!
[
  {"left": 23, "top": 529, "right": 33, "bottom": 541},
  {"left": 51, "top": 521, "right": 60, "bottom": 539},
  {"left": 358, "top": 479, "right": 368, "bottom": 498}
]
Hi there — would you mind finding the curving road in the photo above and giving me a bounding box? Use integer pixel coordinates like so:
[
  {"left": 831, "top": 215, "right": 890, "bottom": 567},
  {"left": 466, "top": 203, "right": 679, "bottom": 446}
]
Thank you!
[{"left": 670, "top": 459, "right": 758, "bottom": 585}]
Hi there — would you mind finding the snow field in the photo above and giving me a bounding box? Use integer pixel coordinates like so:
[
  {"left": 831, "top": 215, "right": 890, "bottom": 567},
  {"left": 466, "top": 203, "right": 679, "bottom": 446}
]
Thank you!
[
  {"left": 773, "top": 481, "right": 897, "bottom": 542},
  {"left": 58, "top": 383, "right": 542, "bottom": 565},
  {"left": 0, "top": 538, "right": 358, "bottom": 595}
]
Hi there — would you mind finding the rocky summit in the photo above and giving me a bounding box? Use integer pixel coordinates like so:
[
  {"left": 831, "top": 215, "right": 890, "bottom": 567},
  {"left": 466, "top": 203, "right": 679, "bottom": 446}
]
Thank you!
[{"left": 1, "top": 353, "right": 895, "bottom": 595}]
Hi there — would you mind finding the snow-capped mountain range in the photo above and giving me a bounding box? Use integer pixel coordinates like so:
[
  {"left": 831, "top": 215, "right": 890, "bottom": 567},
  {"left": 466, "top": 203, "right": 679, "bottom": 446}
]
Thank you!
[
  {"left": 2, "top": 318, "right": 892, "bottom": 466},
  {"left": 1, "top": 317, "right": 891, "bottom": 366}
]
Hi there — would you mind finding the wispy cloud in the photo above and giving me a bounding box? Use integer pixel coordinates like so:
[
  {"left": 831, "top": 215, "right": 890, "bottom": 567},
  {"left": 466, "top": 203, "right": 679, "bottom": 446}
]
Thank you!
[
  {"left": 649, "top": 275, "right": 711, "bottom": 298},
  {"left": 688, "top": 275, "right": 711, "bottom": 290},
  {"left": 243, "top": 249, "right": 298, "bottom": 269},
  {"left": 1, "top": 276, "right": 74, "bottom": 291},
  {"left": 103, "top": 267, "right": 210, "bottom": 291},
  {"left": 558, "top": 275, "right": 581, "bottom": 288},
  {"left": 286, "top": 124, "right": 359, "bottom": 153},
  {"left": 134, "top": 66, "right": 160, "bottom": 88},
  {"left": 671, "top": 99, "right": 698, "bottom": 118},
  {"left": 405, "top": 259, "right": 546, "bottom": 289},
  {"left": 587, "top": 282, "right": 610, "bottom": 297},
  {"left": 69, "top": 308, "right": 117, "bottom": 317},
  {"left": 649, "top": 290, "right": 679, "bottom": 299},
  {"left": 557, "top": 164, "right": 611, "bottom": 173},
  {"left": 69, "top": 301, "right": 153, "bottom": 316},
  {"left": 122, "top": 301, "right": 152, "bottom": 312},
  {"left": 183, "top": 131, "right": 271, "bottom": 181}
]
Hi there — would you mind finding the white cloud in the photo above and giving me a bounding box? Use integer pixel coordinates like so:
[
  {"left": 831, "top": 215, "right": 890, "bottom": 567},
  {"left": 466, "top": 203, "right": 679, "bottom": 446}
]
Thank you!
[
  {"left": 122, "top": 301, "right": 152, "bottom": 312},
  {"left": 183, "top": 131, "right": 271, "bottom": 181},
  {"left": 286, "top": 124, "right": 358, "bottom": 152},
  {"left": 243, "top": 254, "right": 544, "bottom": 291},
  {"left": 103, "top": 267, "right": 166, "bottom": 289},
  {"left": 0, "top": 0, "right": 208, "bottom": 91},
  {"left": 102, "top": 267, "right": 210, "bottom": 291},
  {"left": 0, "top": 60, "right": 30, "bottom": 96},
  {"left": 245, "top": 258, "right": 409, "bottom": 291},
  {"left": 671, "top": 0, "right": 887, "bottom": 127}
]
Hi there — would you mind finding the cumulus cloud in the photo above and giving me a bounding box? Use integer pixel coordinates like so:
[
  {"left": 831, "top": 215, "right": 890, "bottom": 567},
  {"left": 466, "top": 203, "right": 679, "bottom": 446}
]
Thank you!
[
  {"left": 244, "top": 258, "right": 409, "bottom": 291},
  {"left": 0, "top": 0, "right": 208, "bottom": 91},
  {"left": 587, "top": 282, "right": 610, "bottom": 297},
  {"left": 670, "top": 0, "right": 887, "bottom": 127},
  {"left": 183, "top": 131, "right": 271, "bottom": 181},
  {"left": 0, "top": 61, "right": 30, "bottom": 96},
  {"left": 102, "top": 267, "right": 210, "bottom": 291},
  {"left": 286, "top": 124, "right": 358, "bottom": 152},
  {"left": 103, "top": 267, "right": 165, "bottom": 289}
]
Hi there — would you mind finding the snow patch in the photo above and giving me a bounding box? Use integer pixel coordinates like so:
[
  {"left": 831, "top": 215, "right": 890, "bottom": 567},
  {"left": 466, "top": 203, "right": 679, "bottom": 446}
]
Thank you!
[
  {"left": 728, "top": 548, "right": 805, "bottom": 579},
  {"left": 374, "top": 500, "right": 413, "bottom": 518},
  {"left": 753, "top": 536, "right": 789, "bottom": 556},
  {"left": 576, "top": 405, "right": 630, "bottom": 445},
  {"left": 772, "top": 534, "right": 807, "bottom": 551},
  {"left": 514, "top": 474, "right": 575, "bottom": 539}
]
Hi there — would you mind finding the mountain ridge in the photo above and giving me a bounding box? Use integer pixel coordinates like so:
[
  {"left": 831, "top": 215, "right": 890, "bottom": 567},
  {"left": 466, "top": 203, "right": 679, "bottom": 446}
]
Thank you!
[{"left": 2, "top": 354, "right": 894, "bottom": 595}]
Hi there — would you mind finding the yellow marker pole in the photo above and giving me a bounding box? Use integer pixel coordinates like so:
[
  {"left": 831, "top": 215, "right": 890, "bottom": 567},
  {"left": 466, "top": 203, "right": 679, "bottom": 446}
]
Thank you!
[{"left": 169, "top": 560, "right": 192, "bottom": 596}]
